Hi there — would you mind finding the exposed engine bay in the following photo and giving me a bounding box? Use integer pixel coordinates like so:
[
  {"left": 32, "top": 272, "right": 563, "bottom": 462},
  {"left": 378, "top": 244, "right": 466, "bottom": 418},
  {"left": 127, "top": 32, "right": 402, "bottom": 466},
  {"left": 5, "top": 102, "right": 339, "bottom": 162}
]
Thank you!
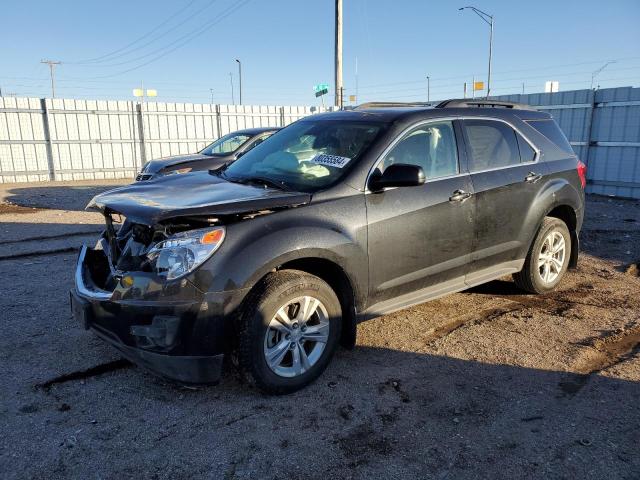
[{"left": 91, "top": 209, "right": 279, "bottom": 290}]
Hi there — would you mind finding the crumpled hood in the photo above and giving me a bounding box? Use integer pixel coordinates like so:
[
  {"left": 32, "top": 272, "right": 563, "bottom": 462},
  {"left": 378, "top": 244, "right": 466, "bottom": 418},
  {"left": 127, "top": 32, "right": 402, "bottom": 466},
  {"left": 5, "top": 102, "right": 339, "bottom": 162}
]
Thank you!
[
  {"left": 144, "top": 153, "right": 226, "bottom": 173},
  {"left": 87, "top": 171, "right": 311, "bottom": 225}
]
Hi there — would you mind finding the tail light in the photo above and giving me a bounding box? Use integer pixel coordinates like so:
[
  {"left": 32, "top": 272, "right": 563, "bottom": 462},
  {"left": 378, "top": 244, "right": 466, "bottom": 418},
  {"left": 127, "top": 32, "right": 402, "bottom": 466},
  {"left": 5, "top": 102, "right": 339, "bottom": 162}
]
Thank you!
[{"left": 577, "top": 160, "right": 587, "bottom": 189}]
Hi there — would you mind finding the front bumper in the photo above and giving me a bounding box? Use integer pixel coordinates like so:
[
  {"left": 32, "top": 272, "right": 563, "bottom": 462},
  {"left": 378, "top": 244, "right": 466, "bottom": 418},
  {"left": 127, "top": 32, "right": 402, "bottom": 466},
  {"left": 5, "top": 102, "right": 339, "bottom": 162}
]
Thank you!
[{"left": 72, "top": 245, "right": 246, "bottom": 385}]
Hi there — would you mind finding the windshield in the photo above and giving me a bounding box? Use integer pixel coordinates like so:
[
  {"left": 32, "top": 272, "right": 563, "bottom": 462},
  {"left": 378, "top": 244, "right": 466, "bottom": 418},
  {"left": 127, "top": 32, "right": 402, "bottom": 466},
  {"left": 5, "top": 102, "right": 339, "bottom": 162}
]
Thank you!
[
  {"left": 200, "top": 132, "right": 251, "bottom": 156},
  {"left": 222, "top": 120, "right": 384, "bottom": 192}
]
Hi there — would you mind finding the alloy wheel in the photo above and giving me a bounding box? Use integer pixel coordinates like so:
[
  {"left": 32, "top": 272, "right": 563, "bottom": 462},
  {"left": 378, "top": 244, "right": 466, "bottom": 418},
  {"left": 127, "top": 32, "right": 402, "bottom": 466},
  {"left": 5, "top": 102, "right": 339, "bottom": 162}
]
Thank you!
[
  {"left": 537, "top": 230, "right": 566, "bottom": 284},
  {"left": 263, "top": 296, "right": 330, "bottom": 378}
]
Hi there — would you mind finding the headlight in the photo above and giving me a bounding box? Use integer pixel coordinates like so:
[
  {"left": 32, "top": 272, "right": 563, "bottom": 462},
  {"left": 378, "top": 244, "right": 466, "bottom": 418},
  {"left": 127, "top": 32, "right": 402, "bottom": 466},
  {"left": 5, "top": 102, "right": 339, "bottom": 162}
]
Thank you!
[{"left": 147, "top": 227, "right": 225, "bottom": 280}]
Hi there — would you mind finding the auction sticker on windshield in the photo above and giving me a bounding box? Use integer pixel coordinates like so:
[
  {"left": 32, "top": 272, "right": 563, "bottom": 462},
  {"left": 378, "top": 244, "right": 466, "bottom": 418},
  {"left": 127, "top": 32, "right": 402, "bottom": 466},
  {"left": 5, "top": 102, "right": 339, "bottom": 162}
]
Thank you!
[{"left": 311, "top": 154, "right": 351, "bottom": 168}]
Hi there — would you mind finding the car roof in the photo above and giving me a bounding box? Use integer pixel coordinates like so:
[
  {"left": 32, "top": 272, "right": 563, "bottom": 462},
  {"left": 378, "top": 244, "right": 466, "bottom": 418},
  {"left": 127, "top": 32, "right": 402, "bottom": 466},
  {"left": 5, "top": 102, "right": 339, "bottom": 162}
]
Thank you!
[
  {"left": 235, "top": 127, "right": 281, "bottom": 135},
  {"left": 309, "top": 104, "right": 551, "bottom": 123}
]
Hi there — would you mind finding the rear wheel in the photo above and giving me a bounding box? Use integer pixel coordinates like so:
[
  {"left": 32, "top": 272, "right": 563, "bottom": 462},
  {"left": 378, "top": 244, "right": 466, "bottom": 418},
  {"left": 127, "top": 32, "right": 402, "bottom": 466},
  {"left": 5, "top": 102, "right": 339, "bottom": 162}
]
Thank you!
[
  {"left": 237, "top": 270, "right": 341, "bottom": 394},
  {"left": 513, "top": 217, "right": 571, "bottom": 294}
]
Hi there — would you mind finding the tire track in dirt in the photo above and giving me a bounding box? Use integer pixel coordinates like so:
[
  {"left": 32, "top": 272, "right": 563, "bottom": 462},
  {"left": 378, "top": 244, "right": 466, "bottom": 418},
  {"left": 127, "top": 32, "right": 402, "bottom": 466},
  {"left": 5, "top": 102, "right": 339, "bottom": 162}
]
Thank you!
[
  {"left": 419, "top": 303, "right": 529, "bottom": 348},
  {"left": 0, "top": 230, "right": 102, "bottom": 246},
  {"left": 558, "top": 324, "right": 640, "bottom": 396},
  {"left": 0, "top": 246, "right": 79, "bottom": 261},
  {"left": 35, "top": 359, "right": 133, "bottom": 392}
]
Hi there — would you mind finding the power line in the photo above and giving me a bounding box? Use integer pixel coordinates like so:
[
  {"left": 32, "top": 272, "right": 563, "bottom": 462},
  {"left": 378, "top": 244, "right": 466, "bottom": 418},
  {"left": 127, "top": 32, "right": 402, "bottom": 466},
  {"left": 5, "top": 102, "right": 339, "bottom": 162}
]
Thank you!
[
  {"left": 66, "top": 0, "right": 201, "bottom": 64},
  {"left": 67, "top": 0, "right": 219, "bottom": 66},
  {"left": 71, "top": 0, "right": 252, "bottom": 79},
  {"left": 352, "top": 57, "right": 640, "bottom": 91}
]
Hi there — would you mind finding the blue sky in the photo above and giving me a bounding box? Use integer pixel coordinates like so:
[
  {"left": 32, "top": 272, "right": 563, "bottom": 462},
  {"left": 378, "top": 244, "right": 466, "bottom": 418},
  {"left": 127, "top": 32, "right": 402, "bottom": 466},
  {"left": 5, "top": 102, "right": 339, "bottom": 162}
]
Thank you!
[{"left": 1, "top": 0, "right": 639, "bottom": 105}]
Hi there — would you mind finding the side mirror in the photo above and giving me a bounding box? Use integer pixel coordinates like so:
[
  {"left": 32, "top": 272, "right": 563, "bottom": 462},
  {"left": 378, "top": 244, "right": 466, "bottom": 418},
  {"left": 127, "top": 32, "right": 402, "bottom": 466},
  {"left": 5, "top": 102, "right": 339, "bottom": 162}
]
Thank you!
[{"left": 369, "top": 163, "right": 425, "bottom": 192}]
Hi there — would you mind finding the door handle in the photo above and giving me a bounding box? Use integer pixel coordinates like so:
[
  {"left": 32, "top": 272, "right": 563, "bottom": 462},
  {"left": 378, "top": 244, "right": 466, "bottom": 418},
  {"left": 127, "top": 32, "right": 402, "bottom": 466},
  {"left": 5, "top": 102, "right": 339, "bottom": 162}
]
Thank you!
[
  {"left": 449, "top": 189, "right": 472, "bottom": 203},
  {"left": 524, "top": 171, "right": 542, "bottom": 183}
]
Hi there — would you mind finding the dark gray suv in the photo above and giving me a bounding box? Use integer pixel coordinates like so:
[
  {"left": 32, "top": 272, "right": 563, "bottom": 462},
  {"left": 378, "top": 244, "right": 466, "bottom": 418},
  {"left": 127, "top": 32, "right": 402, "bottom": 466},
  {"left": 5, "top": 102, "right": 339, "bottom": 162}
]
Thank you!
[{"left": 71, "top": 99, "right": 586, "bottom": 393}]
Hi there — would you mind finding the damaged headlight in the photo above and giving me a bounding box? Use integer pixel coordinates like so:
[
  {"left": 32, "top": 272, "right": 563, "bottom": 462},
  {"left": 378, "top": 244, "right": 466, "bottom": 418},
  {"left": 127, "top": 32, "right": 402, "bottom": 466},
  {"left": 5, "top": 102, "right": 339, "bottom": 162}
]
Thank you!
[{"left": 147, "top": 227, "right": 225, "bottom": 280}]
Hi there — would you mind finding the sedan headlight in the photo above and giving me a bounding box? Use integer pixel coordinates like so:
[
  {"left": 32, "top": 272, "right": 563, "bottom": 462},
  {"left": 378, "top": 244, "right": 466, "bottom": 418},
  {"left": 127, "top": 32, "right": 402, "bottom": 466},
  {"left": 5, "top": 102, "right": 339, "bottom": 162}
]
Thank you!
[{"left": 147, "top": 227, "right": 225, "bottom": 280}]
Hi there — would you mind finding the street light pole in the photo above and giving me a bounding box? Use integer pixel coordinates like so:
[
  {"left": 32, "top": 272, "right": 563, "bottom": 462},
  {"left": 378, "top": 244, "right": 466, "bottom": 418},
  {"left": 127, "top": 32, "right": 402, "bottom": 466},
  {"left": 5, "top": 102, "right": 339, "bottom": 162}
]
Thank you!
[
  {"left": 458, "top": 6, "right": 493, "bottom": 98},
  {"left": 426, "top": 76, "right": 430, "bottom": 103},
  {"left": 235, "top": 59, "right": 242, "bottom": 105},
  {"left": 590, "top": 61, "right": 616, "bottom": 90}
]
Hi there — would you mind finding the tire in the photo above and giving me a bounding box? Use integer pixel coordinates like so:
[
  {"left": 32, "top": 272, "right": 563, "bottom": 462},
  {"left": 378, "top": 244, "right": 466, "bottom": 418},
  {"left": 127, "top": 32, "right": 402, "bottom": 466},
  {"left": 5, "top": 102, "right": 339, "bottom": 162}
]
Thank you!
[
  {"left": 513, "top": 217, "right": 571, "bottom": 294},
  {"left": 237, "top": 270, "right": 342, "bottom": 394}
]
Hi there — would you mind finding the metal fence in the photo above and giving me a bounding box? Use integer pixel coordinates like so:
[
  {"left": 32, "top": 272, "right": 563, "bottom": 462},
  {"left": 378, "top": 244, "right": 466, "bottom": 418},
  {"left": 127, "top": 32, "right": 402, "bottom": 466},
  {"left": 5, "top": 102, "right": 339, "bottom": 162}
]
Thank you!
[
  {"left": 494, "top": 86, "right": 640, "bottom": 199},
  {"left": 0, "top": 97, "right": 324, "bottom": 183},
  {"left": 2, "top": 88, "right": 640, "bottom": 199}
]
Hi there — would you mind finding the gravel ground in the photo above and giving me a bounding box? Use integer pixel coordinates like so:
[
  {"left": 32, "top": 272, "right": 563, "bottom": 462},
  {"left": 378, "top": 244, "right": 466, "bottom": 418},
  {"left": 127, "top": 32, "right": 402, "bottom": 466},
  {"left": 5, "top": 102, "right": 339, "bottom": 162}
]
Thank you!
[{"left": 0, "top": 181, "right": 639, "bottom": 480}]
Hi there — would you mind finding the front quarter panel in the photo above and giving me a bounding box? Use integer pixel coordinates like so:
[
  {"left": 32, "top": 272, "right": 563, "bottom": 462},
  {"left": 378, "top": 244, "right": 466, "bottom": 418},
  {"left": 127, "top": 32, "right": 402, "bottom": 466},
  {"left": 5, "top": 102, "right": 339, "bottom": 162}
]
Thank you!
[{"left": 189, "top": 192, "right": 369, "bottom": 310}]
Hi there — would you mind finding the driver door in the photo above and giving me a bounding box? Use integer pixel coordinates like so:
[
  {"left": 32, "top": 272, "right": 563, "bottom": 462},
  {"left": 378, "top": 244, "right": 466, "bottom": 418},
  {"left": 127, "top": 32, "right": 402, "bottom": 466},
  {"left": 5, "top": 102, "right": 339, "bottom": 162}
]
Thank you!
[{"left": 366, "top": 120, "right": 475, "bottom": 308}]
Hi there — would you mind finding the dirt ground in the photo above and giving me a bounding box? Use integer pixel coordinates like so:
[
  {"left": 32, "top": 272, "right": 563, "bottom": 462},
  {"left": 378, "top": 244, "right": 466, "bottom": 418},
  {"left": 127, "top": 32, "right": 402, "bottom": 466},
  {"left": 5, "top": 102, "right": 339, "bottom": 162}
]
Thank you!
[{"left": 0, "top": 180, "right": 638, "bottom": 480}]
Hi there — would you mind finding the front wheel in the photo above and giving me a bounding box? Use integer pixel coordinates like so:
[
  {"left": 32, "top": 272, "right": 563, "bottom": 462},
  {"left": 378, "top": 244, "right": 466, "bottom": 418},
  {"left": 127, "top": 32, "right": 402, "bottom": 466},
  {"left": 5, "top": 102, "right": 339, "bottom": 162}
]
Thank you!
[
  {"left": 237, "top": 270, "right": 342, "bottom": 394},
  {"left": 513, "top": 217, "right": 571, "bottom": 294}
]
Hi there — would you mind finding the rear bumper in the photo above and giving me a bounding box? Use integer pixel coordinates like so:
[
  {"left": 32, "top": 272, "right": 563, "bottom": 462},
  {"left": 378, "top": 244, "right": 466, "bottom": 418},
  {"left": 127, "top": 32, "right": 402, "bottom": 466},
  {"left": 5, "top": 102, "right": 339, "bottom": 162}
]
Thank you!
[{"left": 72, "top": 245, "right": 247, "bottom": 385}]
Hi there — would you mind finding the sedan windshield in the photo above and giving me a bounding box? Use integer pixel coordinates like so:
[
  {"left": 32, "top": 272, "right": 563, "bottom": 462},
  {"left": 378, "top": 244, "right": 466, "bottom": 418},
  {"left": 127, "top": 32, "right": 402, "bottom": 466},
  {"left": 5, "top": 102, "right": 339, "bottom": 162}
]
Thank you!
[
  {"left": 200, "top": 133, "right": 251, "bottom": 156},
  {"left": 222, "top": 120, "right": 384, "bottom": 192}
]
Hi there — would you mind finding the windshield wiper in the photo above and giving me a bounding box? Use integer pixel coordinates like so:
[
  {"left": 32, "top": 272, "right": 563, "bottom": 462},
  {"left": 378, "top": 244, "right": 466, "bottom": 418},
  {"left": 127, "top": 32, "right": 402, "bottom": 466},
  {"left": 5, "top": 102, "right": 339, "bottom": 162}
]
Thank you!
[
  {"left": 223, "top": 175, "right": 291, "bottom": 191},
  {"left": 241, "top": 176, "right": 291, "bottom": 191}
]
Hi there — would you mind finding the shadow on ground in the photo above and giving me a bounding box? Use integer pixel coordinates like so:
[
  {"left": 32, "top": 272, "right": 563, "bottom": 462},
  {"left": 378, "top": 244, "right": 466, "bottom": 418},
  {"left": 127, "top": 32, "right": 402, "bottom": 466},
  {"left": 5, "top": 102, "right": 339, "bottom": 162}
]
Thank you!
[
  {"left": 2, "top": 182, "right": 130, "bottom": 211},
  {"left": 5, "top": 341, "right": 638, "bottom": 480}
]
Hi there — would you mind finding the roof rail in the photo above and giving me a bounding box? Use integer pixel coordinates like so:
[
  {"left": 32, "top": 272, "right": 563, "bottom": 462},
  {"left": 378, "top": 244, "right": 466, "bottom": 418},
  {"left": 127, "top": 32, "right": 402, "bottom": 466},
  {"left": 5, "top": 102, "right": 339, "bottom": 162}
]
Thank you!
[
  {"left": 354, "top": 101, "right": 434, "bottom": 110},
  {"left": 435, "top": 99, "right": 537, "bottom": 111}
]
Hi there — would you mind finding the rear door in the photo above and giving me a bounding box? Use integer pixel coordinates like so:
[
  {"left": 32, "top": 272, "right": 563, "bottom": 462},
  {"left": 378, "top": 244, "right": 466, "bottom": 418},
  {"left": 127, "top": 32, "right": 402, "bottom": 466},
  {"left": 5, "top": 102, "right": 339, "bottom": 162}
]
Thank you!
[
  {"left": 461, "top": 118, "right": 548, "bottom": 283},
  {"left": 366, "top": 120, "right": 475, "bottom": 305}
]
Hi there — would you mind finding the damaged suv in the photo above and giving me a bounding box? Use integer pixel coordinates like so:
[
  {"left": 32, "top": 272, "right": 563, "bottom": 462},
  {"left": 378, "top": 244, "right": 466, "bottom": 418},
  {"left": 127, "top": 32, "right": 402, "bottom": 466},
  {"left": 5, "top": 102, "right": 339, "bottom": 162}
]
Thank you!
[{"left": 71, "top": 99, "right": 586, "bottom": 393}]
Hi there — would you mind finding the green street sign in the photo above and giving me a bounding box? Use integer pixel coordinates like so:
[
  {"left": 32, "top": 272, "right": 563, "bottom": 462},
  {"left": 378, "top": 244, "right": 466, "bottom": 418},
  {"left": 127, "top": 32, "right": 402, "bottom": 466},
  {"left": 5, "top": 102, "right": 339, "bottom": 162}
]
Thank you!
[
  {"left": 315, "top": 88, "right": 328, "bottom": 98},
  {"left": 313, "top": 83, "right": 329, "bottom": 93}
]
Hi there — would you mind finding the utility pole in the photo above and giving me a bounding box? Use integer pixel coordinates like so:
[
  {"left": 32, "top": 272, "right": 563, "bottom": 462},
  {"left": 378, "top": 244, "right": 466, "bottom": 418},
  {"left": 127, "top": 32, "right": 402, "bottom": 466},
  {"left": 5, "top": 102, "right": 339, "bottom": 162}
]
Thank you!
[
  {"left": 229, "top": 72, "right": 235, "bottom": 105},
  {"left": 41, "top": 59, "right": 61, "bottom": 98},
  {"left": 210, "top": 88, "right": 214, "bottom": 104},
  {"left": 355, "top": 56, "right": 359, "bottom": 104},
  {"left": 426, "top": 76, "right": 430, "bottom": 103},
  {"left": 334, "top": 0, "right": 343, "bottom": 108},
  {"left": 235, "top": 59, "right": 243, "bottom": 105}
]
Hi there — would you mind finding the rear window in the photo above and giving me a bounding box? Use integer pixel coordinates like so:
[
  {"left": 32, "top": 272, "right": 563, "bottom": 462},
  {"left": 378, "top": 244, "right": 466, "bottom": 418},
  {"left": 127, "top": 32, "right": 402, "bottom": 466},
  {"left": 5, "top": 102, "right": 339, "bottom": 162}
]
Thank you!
[{"left": 526, "top": 120, "right": 575, "bottom": 155}]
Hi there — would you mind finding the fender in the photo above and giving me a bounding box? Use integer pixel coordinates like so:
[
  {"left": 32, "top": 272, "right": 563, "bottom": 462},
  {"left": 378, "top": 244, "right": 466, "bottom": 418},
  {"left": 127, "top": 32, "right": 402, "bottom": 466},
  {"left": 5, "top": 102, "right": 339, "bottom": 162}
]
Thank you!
[{"left": 190, "top": 195, "right": 369, "bottom": 311}]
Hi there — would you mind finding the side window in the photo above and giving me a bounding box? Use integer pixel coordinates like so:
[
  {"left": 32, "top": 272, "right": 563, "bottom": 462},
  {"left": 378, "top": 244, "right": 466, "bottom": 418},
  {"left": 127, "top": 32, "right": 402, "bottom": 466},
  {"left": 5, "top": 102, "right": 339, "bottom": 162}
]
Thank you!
[
  {"left": 516, "top": 133, "right": 537, "bottom": 162},
  {"left": 380, "top": 121, "right": 458, "bottom": 178},
  {"left": 243, "top": 134, "right": 269, "bottom": 153},
  {"left": 526, "top": 119, "right": 575, "bottom": 155},
  {"left": 463, "top": 120, "right": 520, "bottom": 172}
]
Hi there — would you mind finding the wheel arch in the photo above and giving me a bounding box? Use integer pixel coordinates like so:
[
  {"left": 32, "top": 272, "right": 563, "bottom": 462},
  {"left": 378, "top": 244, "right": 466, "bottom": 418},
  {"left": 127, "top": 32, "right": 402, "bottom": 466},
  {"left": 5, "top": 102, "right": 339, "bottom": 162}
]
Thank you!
[
  {"left": 254, "top": 256, "right": 359, "bottom": 349},
  {"left": 544, "top": 204, "right": 579, "bottom": 269}
]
